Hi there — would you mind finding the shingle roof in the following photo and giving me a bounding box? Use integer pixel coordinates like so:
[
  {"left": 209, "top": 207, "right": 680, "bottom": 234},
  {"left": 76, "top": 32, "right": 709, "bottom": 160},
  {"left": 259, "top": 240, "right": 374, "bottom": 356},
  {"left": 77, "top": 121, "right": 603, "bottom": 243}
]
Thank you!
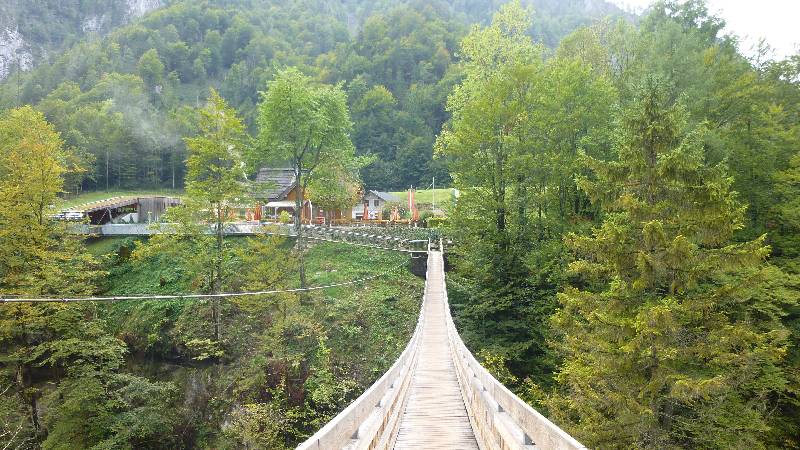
[
  {"left": 253, "top": 168, "right": 296, "bottom": 200},
  {"left": 369, "top": 190, "right": 400, "bottom": 202}
]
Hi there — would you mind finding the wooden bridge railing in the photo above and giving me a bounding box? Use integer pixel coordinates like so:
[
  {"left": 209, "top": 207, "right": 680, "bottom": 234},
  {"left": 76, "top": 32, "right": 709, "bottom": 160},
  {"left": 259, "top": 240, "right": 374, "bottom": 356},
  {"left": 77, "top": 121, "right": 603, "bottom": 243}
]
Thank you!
[
  {"left": 295, "top": 245, "right": 585, "bottom": 450},
  {"left": 439, "top": 252, "right": 586, "bottom": 449},
  {"left": 295, "top": 242, "right": 432, "bottom": 450},
  {"left": 70, "top": 223, "right": 429, "bottom": 253}
]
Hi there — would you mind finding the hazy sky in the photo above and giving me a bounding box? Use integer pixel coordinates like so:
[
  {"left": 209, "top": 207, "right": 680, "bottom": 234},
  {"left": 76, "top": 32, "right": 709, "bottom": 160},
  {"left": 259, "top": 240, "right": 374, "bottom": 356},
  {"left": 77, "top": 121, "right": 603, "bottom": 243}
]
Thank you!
[{"left": 607, "top": 0, "right": 799, "bottom": 60}]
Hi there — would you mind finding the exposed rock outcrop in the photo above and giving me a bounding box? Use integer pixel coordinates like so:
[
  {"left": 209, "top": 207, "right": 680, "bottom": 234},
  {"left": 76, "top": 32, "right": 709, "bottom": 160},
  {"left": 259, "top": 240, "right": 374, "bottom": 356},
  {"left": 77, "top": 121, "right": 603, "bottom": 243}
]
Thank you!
[
  {"left": 0, "top": 27, "right": 31, "bottom": 79},
  {"left": 0, "top": 0, "right": 162, "bottom": 80},
  {"left": 127, "top": 0, "right": 162, "bottom": 18}
]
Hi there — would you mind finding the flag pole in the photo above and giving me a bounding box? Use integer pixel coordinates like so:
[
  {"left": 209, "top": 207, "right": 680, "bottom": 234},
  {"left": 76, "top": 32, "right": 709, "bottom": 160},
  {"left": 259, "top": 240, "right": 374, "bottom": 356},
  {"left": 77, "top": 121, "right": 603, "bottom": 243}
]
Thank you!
[{"left": 432, "top": 176, "right": 435, "bottom": 212}]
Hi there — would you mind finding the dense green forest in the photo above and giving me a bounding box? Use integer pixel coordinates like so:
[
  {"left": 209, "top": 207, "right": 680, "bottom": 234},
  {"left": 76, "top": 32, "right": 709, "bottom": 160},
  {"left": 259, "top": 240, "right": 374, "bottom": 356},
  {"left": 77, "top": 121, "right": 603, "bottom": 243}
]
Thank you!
[
  {"left": 0, "top": 0, "right": 627, "bottom": 192},
  {"left": 441, "top": 1, "right": 800, "bottom": 448},
  {"left": 0, "top": 0, "right": 162, "bottom": 79},
  {"left": 2, "top": 0, "right": 800, "bottom": 448}
]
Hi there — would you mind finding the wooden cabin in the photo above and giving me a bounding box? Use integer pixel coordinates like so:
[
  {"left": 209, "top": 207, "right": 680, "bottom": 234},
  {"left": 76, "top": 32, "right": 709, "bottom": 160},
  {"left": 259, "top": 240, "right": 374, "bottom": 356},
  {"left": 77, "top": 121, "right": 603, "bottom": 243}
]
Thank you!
[{"left": 252, "top": 168, "right": 352, "bottom": 224}]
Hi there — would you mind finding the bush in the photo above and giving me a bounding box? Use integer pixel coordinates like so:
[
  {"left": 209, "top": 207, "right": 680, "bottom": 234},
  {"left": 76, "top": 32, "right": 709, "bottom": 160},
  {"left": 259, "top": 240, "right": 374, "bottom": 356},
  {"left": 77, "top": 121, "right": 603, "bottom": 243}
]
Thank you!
[
  {"left": 419, "top": 211, "right": 434, "bottom": 225},
  {"left": 426, "top": 216, "right": 448, "bottom": 228},
  {"left": 278, "top": 210, "right": 292, "bottom": 224}
]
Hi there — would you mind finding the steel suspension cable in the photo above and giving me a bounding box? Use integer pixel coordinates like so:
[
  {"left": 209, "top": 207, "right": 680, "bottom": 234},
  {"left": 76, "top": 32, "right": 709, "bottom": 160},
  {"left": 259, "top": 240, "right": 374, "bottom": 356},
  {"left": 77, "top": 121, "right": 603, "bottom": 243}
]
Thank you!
[{"left": 0, "top": 259, "right": 409, "bottom": 304}]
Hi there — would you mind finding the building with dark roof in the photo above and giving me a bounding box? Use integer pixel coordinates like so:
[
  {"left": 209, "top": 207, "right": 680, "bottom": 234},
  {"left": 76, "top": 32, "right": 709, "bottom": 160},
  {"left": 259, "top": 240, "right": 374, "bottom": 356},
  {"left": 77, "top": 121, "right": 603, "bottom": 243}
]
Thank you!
[
  {"left": 253, "top": 168, "right": 298, "bottom": 201},
  {"left": 253, "top": 167, "right": 353, "bottom": 224}
]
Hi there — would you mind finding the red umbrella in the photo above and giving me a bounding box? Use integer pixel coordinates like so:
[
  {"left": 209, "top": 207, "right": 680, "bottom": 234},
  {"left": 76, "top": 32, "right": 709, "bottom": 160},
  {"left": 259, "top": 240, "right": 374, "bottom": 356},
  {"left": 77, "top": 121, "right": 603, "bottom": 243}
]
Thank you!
[{"left": 362, "top": 202, "right": 369, "bottom": 221}]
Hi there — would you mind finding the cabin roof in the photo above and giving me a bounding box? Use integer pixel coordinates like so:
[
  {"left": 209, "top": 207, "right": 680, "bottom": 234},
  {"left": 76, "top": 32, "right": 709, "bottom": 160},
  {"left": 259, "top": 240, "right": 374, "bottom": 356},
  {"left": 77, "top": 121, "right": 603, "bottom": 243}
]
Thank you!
[
  {"left": 367, "top": 190, "right": 399, "bottom": 202},
  {"left": 254, "top": 168, "right": 297, "bottom": 200}
]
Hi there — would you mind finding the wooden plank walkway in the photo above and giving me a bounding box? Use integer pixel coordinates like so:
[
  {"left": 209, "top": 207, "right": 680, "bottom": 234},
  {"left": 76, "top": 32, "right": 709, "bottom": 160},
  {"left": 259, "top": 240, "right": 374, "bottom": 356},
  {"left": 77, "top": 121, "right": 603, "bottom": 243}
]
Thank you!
[{"left": 392, "top": 251, "right": 480, "bottom": 450}]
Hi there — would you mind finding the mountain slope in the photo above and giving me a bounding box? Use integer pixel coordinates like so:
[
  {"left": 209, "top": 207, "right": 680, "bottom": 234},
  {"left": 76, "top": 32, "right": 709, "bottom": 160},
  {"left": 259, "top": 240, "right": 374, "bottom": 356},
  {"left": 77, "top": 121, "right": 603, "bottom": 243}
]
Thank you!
[
  {"left": 0, "top": 0, "right": 165, "bottom": 78},
  {"left": 0, "top": 0, "right": 628, "bottom": 191}
]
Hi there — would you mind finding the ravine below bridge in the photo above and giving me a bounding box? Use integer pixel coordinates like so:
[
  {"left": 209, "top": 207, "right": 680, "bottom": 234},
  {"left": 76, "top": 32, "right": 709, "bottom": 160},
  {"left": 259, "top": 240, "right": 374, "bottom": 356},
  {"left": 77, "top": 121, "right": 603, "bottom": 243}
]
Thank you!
[{"left": 297, "top": 247, "right": 586, "bottom": 450}]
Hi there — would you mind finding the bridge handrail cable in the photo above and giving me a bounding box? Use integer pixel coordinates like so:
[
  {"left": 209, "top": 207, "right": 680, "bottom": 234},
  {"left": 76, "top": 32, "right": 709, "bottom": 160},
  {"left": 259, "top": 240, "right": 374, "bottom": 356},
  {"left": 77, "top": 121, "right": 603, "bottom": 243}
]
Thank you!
[
  {"left": 0, "top": 260, "right": 408, "bottom": 304},
  {"left": 296, "top": 241, "right": 585, "bottom": 450},
  {"left": 440, "top": 239, "right": 586, "bottom": 450},
  {"left": 294, "top": 241, "right": 432, "bottom": 450}
]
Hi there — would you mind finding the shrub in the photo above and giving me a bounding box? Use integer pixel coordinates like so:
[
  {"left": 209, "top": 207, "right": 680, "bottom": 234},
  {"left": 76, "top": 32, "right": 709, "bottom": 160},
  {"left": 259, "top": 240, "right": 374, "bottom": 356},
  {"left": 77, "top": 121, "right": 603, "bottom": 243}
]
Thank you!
[{"left": 426, "top": 216, "right": 448, "bottom": 228}]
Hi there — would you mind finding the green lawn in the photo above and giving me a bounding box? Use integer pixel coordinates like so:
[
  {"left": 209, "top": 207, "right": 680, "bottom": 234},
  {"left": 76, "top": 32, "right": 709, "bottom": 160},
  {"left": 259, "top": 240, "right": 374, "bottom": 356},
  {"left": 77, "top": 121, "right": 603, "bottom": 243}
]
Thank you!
[
  {"left": 90, "top": 237, "right": 417, "bottom": 295},
  {"left": 389, "top": 188, "right": 453, "bottom": 209},
  {"left": 59, "top": 189, "right": 184, "bottom": 210}
]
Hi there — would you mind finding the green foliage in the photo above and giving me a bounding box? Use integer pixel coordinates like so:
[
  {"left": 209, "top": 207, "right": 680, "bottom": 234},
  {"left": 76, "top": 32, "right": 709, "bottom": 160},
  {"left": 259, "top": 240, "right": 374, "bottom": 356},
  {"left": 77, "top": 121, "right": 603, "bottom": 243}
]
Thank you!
[
  {"left": 549, "top": 77, "right": 789, "bottom": 449},
  {"left": 256, "top": 67, "right": 355, "bottom": 228},
  {"left": 0, "top": 0, "right": 630, "bottom": 193},
  {"left": 436, "top": 3, "right": 800, "bottom": 446},
  {"left": 425, "top": 216, "right": 448, "bottom": 228},
  {"left": 185, "top": 89, "right": 248, "bottom": 209},
  {"left": 0, "top": 108, "right": 169, "bottom": 450},
  {"left": 0, "top": 107, "right": 69, "bottom": 291},
  {"left": 130, "top": 90, "right": 251, "bottom": 359},
  {"left": 439, "top": 0, "right": 616, "bottom": 389},
  {"left": 223, "top": 401, "right": 292, "bottom": 450},
  {"left": 2, "top": 0, "right": 800, "bottom": 447},
  {"left": 137, "top": 48, "right": 165, "bottom": 88},
  {"left": 82, "top": 238, "right": 420, "bottom": 447},
  {"left": 307, "top": 155, "right": 372, "bottom": 220},
  {"left": 772, "top": 152, "right": 800, "bottom": 265}
]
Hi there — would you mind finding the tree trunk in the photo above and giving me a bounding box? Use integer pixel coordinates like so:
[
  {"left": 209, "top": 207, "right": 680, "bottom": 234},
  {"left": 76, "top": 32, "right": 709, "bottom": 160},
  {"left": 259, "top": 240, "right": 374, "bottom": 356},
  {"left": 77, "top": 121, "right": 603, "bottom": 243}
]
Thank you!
[
  {"left": 105, "top": 149, "right": 110, "bottom": 192},
  {"left": 294, "top": 164, "right": 307, "bottom": 289},
  {"left": 171, "top": 151, "right": 176, "bottom": 189},
  {"left": 213, "top": 203, "right": 223, "bottom": 342}
]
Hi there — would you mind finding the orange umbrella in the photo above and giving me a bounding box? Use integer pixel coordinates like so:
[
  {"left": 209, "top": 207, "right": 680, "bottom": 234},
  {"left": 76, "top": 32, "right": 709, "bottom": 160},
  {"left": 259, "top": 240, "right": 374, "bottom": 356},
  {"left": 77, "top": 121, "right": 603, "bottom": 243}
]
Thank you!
[
  {"left": 363, "top": 202, "right": 369, "bottom": 221},
  {"left": 254, "top": 204, "right": 262, "bottom": 221}
]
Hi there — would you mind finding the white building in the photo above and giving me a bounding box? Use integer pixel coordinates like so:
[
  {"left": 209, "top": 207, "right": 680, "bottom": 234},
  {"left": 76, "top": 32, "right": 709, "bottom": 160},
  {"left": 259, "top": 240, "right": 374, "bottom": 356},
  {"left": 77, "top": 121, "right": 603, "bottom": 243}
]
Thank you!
[{"left": 353, "top": 191, "right": 399, "bottom": 220}]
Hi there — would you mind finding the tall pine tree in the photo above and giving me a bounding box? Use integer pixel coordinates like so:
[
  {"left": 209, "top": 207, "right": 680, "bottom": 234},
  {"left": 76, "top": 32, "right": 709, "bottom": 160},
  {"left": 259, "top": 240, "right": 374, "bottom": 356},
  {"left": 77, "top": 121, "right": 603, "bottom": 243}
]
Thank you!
[{"left": 549, "top": 77, "right": 789, "bottom": 449}]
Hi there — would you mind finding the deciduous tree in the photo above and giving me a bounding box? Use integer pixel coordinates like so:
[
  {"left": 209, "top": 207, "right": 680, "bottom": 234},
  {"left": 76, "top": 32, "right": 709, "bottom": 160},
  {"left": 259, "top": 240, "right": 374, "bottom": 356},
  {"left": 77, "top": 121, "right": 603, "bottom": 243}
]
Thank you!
[
  {"left": 141, "top": 89, "right": 249, "bottom": 344},
  {"left": 256, "top": 67, "right": 355, "bottom": 286}
]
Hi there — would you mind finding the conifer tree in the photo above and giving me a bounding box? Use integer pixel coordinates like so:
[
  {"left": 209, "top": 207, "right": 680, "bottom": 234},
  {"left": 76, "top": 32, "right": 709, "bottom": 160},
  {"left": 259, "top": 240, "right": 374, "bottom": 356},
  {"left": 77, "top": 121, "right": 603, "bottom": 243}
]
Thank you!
[
  {"left": 772, "top": 151, "right": 800, "bottom": 271},
  {"left": 768, "top": 151, "right": 800, "bottom": 446},
  {"left": 549, "top": 77, "right": 789, "bottom": 449}
]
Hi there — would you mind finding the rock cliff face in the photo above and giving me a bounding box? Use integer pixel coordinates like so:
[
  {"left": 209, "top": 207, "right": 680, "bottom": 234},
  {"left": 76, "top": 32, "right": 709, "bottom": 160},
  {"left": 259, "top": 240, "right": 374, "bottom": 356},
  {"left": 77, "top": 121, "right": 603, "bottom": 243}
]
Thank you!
[
  {"left": 128, "top": 0, "right": 162, "bottom": 18},
  {"left": 0, "top": 27, "right": 31, "bottom": 79},
  {"left": 0, "top": 0, "right": 162, "bottom": 79}
]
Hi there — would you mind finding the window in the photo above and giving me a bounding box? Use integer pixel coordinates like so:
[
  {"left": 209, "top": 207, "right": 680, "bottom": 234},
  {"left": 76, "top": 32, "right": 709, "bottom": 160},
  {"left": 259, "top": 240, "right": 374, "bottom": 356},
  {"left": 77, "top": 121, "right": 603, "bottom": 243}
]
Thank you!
[{"left": 374, "top": 199, "right": 380, "bottom": 207}]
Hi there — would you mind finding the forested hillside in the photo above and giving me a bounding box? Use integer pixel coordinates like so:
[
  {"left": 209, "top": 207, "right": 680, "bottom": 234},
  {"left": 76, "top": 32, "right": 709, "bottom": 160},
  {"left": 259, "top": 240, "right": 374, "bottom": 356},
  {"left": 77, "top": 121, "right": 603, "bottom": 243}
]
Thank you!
[
  {"left": 2, "top": 0, "right": 800, "bottom": 448},
  {"left": 0, "top": 0, "right": 626, "bottom": 192},
  {"left": 441, "top": 1, "right": 800, "bottom": 448}
]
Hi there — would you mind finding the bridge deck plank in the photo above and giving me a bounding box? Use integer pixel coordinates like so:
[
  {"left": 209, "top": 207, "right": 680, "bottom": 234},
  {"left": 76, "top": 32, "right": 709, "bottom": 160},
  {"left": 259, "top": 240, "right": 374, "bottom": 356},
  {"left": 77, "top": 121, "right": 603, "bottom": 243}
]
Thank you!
[{"left": 392, "top": 252, "right": 479, "bottom": 450}]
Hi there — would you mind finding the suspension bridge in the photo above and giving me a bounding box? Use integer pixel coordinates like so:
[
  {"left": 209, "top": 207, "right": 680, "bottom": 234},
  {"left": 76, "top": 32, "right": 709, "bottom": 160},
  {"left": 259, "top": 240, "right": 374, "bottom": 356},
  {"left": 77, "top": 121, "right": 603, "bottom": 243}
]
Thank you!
[
  {"left": 297, "top": 242, "right": 585, "bottom": 450},
  {"left": 15, "top": 225, "right": 585, "bottom": 448}
]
